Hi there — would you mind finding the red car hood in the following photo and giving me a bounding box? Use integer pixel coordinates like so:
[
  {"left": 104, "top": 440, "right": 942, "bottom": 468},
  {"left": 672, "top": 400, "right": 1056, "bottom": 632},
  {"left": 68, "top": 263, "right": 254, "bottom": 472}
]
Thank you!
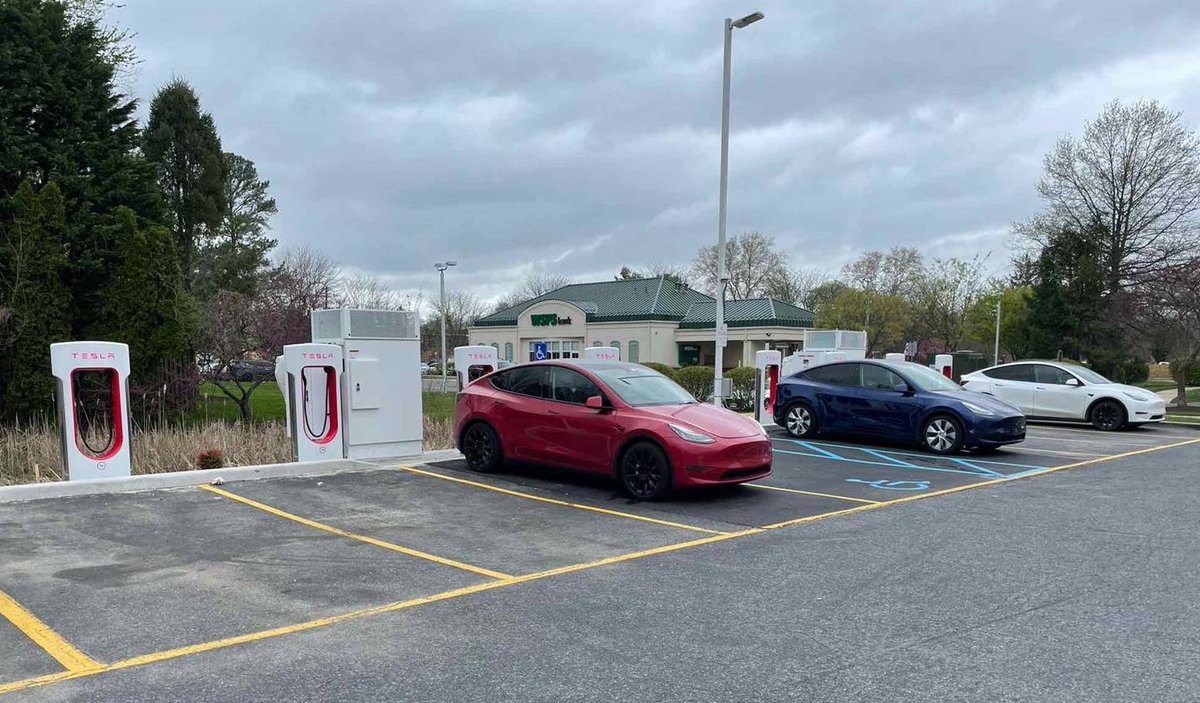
[{"left": 639, "top": 403, "right": 761, "bottom": 439}]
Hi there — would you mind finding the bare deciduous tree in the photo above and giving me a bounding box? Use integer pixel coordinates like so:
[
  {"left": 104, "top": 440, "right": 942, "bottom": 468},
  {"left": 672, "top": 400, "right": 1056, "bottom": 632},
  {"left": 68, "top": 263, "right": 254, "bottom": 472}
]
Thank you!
[
  {"left": 912, "top": 255, "right": 992, "bottom": 352},
  {"left": 337, "top": 272, "right": 417, "bottom": 311},
  {"left": 1030, "top": 99, "right": 1200, "bottom": 292},
  {"left": 764, "top": 266, "right": 828, "bottom": 309},
  {"left": 1149, "top": 259, "right": 1200, "bottom": 407},
  {"left": 691, "top": 231, "right": 788, "bottom": 300},
  {"left": 493, "top": 272, "right": 574, "bottom": 311}
]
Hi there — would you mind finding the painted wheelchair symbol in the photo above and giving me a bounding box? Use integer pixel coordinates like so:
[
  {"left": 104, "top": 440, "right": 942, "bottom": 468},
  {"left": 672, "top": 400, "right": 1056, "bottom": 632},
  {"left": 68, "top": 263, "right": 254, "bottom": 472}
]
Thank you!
[{"left": 846, "top": 478, "right": 930, "bottom": 491}]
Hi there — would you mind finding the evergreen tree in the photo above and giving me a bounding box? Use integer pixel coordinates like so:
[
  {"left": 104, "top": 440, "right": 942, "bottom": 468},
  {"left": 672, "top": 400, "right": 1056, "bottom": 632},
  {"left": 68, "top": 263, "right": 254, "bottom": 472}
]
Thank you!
[
  {"left": 1027, "top": 221, "right": 1109, "bottom": 360},
  {"left": 0, "top": 180, "right": 71, "bottom": 418},
  {"left": 96, "top": 207, "right": 187, "bottom": 382},
  {"left": 196, "top": 152, "right": 277, "bottom": 298},
  {"left": 0, "top": 0, "right": 163, "bottom": 337},
  {"left": 142, "top": 79, "right": 225, "bottom": 292}
]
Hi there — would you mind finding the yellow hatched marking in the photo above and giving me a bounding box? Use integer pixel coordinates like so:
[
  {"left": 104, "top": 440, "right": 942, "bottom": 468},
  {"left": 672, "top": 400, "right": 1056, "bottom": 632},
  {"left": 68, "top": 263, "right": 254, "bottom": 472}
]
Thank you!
[{"left": 748, "top": 483, "right": 881, "bottom": 505}]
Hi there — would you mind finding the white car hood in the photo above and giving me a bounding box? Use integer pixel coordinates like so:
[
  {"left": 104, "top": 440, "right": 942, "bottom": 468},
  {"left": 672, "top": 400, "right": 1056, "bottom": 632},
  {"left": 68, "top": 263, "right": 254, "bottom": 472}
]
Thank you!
[{"left": 1089, "top": 383, "right": 1161, "bottom": 401}]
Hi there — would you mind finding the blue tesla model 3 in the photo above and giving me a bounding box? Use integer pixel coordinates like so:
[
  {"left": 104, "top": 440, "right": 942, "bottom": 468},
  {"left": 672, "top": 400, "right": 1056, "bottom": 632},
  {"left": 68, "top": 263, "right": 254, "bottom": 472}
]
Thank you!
[{"left": 772, "top": 359, "right": 1026, "bottom": 454}]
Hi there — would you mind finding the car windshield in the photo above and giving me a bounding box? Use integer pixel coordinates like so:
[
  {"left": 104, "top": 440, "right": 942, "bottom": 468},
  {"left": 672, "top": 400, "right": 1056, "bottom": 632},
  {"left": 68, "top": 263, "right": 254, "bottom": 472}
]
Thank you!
[
  {"left": 1061, "top": 364, "right": 1111, "bottom": 384},
  {"left": 900, "top": 362, "right": 964, "bottom": 392},
  {"left": 590, "top": 367, "right": 696, "bottom": 407}
]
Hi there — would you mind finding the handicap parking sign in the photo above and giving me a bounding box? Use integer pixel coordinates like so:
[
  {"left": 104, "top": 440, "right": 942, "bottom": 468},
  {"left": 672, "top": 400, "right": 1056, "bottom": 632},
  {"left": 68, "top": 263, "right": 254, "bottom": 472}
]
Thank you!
[{"left": 533, "top": 342, "right": 548, "bottom": 361}]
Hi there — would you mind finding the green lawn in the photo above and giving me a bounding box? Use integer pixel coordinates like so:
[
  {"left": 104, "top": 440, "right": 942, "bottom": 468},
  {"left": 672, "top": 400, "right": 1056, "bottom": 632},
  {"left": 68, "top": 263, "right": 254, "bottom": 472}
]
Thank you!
[
  {"left": 1138, "top": 379, "right": 1177, "bottom": 392},
  {"left": 193, "top": 382, "right": 455, "bottom": 423}
]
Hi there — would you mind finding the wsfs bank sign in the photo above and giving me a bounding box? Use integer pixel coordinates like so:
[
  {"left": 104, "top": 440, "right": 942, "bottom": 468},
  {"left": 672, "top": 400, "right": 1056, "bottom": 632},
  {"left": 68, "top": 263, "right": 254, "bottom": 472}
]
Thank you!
[{"left": 530, "top": 314, "right": 573, "bottom": 327}]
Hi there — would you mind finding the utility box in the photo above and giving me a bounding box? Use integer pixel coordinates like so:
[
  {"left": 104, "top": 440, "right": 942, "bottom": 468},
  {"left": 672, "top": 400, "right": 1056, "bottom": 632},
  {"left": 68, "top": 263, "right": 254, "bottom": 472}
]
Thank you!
[
  {"left": 781, "top": 329, "right": 868, "bottom": 377},
  {"left": 312, "top": 309, "right": 422, "bottom": 460},
  {"left": 950, "top": 350, "right": 987, "bottom": 382}
]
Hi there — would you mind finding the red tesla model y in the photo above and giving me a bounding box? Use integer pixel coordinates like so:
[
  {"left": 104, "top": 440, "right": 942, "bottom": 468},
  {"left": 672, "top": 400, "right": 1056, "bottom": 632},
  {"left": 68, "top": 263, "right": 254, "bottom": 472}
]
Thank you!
[{"left": 453, "top": 361, "right": 772, "bottom": 500}]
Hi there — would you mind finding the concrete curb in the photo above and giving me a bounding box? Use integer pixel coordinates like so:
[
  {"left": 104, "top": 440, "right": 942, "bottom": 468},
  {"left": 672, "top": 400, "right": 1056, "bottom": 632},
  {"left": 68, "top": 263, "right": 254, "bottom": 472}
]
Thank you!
[
  {"left": 0, "top": 449, "right": 465, "bottom": 504},
  {"left": 1162, "top": 420, "right": 1200, "bottom": 431}
]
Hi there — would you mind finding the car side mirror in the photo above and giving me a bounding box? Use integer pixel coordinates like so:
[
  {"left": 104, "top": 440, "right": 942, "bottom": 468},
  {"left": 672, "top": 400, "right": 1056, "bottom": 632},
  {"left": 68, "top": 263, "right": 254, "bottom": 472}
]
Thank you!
[
  {"left": 894, "top": 383, "right": 914, "bottom": 396},
  {"left": 1065, "top": 378, "right": 1082, "bottom": 387},
  {"left": 585, "top": 395, "right": 605, "bottom": 410}
]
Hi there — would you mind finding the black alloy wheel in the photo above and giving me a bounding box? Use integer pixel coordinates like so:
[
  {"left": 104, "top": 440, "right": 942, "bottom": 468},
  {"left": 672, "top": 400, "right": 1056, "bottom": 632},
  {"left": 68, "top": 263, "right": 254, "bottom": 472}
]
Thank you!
[
  {"left": 462, "top": 423, "right": 502, "bottom": 472},
  {"left": 1090, "top": 400, "right": 1126, "bottom": 432},
  {"left": 620, "top": 442, "right": 671, "bottom": 501}
]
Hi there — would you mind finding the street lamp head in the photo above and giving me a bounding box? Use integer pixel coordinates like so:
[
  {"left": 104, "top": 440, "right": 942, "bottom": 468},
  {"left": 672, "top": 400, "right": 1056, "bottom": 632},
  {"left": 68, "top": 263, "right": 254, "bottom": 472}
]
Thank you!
[
  {"left": 434, "top": 263, "right": 447, "bottom": 272},
  {"left": 731, "top": 11, "right": 764, "bottom": 29},
  {"left": 446, "top": 261, "right": 458, "bottom": 267}
]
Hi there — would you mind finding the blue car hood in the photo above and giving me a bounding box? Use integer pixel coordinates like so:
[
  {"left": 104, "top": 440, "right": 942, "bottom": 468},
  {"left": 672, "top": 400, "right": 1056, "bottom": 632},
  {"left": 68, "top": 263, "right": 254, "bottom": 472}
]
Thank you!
[{"left": 930, "top": 390, "right": 1022, "bottom": 416}]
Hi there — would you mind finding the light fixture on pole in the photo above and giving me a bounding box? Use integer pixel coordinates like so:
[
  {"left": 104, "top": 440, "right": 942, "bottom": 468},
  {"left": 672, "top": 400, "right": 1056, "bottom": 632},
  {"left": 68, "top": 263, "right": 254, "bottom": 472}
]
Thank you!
[
  {"left": 993, "top": 299, "right": 1002, "bottom": 366},
  {"left": 435, "top": 261, "right": 458, "bottom": 392},
  {"left": 713, "top": 10, "right": 764, "bottom": 406}
]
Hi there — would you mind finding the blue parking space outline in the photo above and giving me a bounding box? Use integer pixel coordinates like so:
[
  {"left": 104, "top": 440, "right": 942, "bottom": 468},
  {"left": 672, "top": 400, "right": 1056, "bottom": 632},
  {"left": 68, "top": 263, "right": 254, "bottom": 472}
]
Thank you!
[{"left": 772, "top": 439, "right": 1048, "bottom": 480}]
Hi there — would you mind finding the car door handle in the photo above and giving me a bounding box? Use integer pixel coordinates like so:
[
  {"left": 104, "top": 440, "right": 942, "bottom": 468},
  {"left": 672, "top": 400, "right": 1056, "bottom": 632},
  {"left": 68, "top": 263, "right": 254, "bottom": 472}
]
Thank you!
[
  {"left": 1035, "top": 386, "right": 1046, "bottom": 390},
  {"left": 994, "top": 383, "right": 1005, "bottom": 387}
]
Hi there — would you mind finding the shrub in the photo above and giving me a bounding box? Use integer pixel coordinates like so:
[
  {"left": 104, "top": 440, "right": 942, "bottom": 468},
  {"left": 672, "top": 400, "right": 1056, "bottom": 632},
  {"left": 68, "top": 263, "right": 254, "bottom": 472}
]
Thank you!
[
  {"left": 1186, "top": 361, "right": 1200, "bottom": 387},
  {"left": 674, "top": 365, "right": 714, "bottom": 402},
  {"left": 194, "top": 448, "right": 226, "bottom": 470},
  {"left": 725, "top": 366, "right": 757, "bottom": 412},
  {"left": 640, "top": 362, "right": 676, "bottom": 380}
]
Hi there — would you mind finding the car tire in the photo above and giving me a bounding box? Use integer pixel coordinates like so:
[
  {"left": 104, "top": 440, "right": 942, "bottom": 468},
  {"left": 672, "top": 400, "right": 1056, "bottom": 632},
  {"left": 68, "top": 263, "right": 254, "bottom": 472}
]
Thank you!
[
  {"left": 922, "top": 414, "right": 964, "bottom": 455},
  {"left": 619, "top": 441, "right": 671, "bottom": 501},
  {"left": 1089, "top": 399, "right": 1126, "bottom": 431},
  {"left": 783, "top": 403, "right": 818, "bottom": 439},
  {"left": 461, "top": 422, "right": 502, "bottom": 473}
]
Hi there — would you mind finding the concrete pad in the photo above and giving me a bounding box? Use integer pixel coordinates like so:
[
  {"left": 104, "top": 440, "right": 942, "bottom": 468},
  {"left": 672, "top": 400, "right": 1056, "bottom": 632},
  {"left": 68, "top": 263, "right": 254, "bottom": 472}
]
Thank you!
[
  {"left": 0, "top": 488, "right": 482, "bottom": 662},
  {"left": 219, "top": 469, "right": 709, "bottom": 576}
]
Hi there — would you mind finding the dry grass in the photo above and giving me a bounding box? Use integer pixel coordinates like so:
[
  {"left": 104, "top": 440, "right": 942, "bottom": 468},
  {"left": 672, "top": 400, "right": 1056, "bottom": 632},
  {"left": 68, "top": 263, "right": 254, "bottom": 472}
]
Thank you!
[{"left": 1, "top": 417, "right": 457, "bottom": 486}]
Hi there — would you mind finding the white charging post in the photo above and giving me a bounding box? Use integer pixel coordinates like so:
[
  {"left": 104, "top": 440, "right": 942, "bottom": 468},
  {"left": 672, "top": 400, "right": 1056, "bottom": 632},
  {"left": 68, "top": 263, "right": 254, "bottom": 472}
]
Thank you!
[
  {"left": 934, "top": 353, "right": 954, "bottom": 379},
  {"left": 50, "top": 341, "right": 133, "bottom": 480},
  {"left": 282, "top": 343, "right": 344, "bottom": 462},
  {"left": 582, "top": 346, "right": 621, "bottom": 362},
  {"left": 754, "top": 349, "right": 782, "bottom": 426},
  {"left": 454, "top": 345, "right": 499, "bottom": 390},
  {"left": 884, "top": 352, "right": 906, "bottom": 362}
]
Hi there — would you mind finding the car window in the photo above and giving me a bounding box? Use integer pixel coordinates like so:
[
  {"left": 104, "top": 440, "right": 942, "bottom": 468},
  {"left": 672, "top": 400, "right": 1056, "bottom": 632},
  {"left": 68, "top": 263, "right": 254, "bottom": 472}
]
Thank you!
[
  {"left": 551, "top": 366, "right": 602, "bottom": 405},
  {"left": 505, "top": 366, "right": 550, "bottom": 398},
  {"left": 1035, "top": 365, "right": 1077, "bottom": 385},
  {"left": 860, "top": 364, "right": 904, "bottom": 391},
  {"left": 806, "top": 363, "right": 859, "bottom": 386},
  {"left": 590, "top": 366, "right": 695, "bottom": 406},
  {"left": 489, "top": 369, "right": 511, "bottom": 391},
  {"left": 984, "top": 364, "right": 1035, "bottom": 382}
]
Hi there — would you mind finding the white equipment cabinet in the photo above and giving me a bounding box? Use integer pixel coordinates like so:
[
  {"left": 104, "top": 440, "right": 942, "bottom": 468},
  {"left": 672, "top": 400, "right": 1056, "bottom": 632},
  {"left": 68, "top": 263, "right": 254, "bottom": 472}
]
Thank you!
[
  {"left": 582, "top": 346, "right": 620, "bottom": 362},
  {"left": 312, "top": 309, "right": 423, "bottom": 460},
  {"left": 781, "top": 330, "right": 868, "bottom": 377}
]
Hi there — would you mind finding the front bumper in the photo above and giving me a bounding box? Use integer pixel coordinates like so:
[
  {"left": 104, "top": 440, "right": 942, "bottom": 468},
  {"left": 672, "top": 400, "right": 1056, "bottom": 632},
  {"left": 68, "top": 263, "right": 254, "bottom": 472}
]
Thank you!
[
  {"left": 1127, "top": 397, "right": 1168, "bottom": 424},
  {"left": 668, "top": 435, "right": 773, "bottom": 486},
  {"left": 966, "top": 414, "right": 1026, "bottom": 447}
]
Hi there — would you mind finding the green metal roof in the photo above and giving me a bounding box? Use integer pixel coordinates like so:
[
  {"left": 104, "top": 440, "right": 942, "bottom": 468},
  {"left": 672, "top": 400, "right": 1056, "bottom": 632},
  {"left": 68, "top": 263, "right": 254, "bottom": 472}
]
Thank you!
[
  {"left": 678, "top": 298, "right": 815, "bottom": 329},
  {"left": 473, "top": 277, "right": 714, "bottom": 327},
  {"left": 474, "top": 278, "right": 815, "bottom": 330}
]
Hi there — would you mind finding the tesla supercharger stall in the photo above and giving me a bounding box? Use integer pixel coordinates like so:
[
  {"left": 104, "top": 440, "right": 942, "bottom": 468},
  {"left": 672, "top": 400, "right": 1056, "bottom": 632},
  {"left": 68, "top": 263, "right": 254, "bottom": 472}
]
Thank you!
[
  {"left": 885, "top": 352, "right": 905, "bottom": 362},
  {"left": 50, "top": 341, "right": 133, "bottom": 480},
  {"left": 282, "top": 343, "right": 344, "bottom": 462},
  {"left": 780, "top": 329, "right": 868, "bottom": 377},
  {"left": 582, "top": 346, "right": 620, "bottom": 362},
  {"left": 934, "top": 353, "right": 953, "bottom": 379},
  {"left": 754, "top": 350, "right": 782, "bottom": 426},
  {"left": 454, "top": 345, "right": 499, "bottom": 390}
]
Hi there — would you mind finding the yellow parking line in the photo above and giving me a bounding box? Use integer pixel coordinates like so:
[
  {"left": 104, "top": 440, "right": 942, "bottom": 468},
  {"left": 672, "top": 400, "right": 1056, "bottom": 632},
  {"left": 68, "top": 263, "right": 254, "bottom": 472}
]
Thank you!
[
  {"left": 0, "top": 528, "right": 760, "bottom": 696},
  {"left": 0, "top": 588, "right": 100, "bottom": 673},
  {"left": 199, "top": 485, "right": 512, "bottom": 581},
  {"left": 747, "top": 483, "right": 881, "bottom": 505},
  {"left": 397, "top": 465, "right": 727, "bottom": 536}
]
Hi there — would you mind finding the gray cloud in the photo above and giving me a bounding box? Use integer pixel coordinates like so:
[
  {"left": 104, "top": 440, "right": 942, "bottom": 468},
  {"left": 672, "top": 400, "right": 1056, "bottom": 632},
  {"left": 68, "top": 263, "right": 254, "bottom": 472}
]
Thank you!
[{"left": 118, "top": 0, "right": 1200, "bottom": 302}]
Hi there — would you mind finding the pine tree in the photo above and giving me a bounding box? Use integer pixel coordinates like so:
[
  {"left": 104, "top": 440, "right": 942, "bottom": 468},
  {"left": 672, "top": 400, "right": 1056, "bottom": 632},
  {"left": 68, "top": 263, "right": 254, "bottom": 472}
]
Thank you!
[
  {"left": 96, "top": 207, "right": 187, "bottom": 383},
  {"left": 196, "top": 152, "right": 277, "bottom": 298},
  {"left": 142, "top": 80, "right": 225, "bottom": 292},
  {"left": 0, "top": 180, "right": 72, "bottom": 418}
]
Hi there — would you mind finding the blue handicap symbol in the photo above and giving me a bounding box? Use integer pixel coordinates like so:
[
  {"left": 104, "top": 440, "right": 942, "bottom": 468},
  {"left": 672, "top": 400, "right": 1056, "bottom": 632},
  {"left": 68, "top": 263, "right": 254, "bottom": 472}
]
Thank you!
[
  {"left": 533, "top": 342, "right": 548, "bottom": 361},
  {"left": 846, "top": 478, "right": 930, "bottom": 491}
]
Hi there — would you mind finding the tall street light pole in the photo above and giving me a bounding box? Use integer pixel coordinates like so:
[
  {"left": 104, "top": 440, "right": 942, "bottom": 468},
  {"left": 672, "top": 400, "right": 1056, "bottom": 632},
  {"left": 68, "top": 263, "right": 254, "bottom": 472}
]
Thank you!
[
  {"left": 714, "top": 10, "right": 764, "bottom": 407},
  {"left": 435, "top": 261, "right": 458, "bottom": 392},
  {"left": 993, "top": 298, "right": 1002, "bottom": 366}
]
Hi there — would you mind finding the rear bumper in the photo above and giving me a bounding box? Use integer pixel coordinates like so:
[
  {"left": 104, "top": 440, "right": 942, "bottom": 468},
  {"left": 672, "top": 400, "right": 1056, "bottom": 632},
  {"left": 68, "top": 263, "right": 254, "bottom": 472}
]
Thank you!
[
  {"left": 669, "top": 436, "right": 773, "bottom": 486},
  {"left": 966, "top": 415, "right": 1026, "bottom": 447}
]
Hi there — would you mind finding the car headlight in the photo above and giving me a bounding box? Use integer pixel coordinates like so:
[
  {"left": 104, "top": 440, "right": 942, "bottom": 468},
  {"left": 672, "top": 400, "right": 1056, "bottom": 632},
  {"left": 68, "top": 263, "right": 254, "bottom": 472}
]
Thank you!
[
  {"left": 669, "top": 424, "right": 716, "bottom": 444},
  {"left": 1123, "top": 391, "right": 1156, "bottom": 402},
  {"left": 961, "top": 401, "right": 995, "bottom": 417}
]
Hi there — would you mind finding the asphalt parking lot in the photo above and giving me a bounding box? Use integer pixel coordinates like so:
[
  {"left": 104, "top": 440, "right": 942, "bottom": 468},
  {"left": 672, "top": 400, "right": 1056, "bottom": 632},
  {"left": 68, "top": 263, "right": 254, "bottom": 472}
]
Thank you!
[{"left": 2, "top": 423, "right": 1199, "bottom": 701}]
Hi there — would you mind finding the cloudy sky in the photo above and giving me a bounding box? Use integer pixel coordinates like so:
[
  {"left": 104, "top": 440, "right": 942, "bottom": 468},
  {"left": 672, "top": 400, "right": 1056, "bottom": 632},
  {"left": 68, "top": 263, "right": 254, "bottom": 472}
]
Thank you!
[{"left": 115, "top": 0, "right": 1200, "bottom": 305}]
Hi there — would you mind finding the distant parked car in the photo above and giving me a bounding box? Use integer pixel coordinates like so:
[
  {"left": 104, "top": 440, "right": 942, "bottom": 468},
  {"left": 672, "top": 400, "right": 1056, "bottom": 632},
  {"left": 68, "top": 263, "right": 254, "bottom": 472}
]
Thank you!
[
  {"left": 225, "top": 360, "right": 276, "bottom": 382},
  {"left": 960, "top": 361, "right": 1166, "bottom": 431},
  {"left": 773, "top": 359, "right": 1025, "bottom": 454}
]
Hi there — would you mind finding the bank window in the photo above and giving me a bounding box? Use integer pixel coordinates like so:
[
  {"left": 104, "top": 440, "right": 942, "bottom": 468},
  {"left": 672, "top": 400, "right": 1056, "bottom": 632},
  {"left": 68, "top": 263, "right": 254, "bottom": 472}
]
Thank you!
[
  {"left": 504, "top": 342, "right": 513, "bottom": 361},
  {"left": 627, "top": 340, "right": 640, "bottom": 363},
  {"left": 610, "top": 341, "right": 620, "bottom": 357},
  {"left": 490, "top": 342, "right": 499, "bottom": 356},
  {"left": 592, "top": 340, "right": 603, "bottom": 348}
]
